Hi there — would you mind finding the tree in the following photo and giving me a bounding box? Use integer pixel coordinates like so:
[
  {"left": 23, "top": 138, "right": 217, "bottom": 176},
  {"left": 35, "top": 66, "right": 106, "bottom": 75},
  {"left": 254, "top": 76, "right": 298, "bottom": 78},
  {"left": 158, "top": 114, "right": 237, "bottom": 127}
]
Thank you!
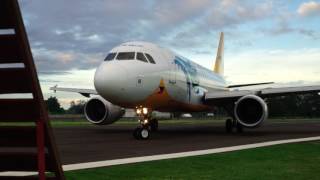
[
  {"left": 67, "top": 100, "right": 86, "bottom": 114},
  {"left": 268, "top": 93, "right": 320, "bottom": 118},
  {"left": 45, "top": 96, "right": 65, "bottom": 114}
]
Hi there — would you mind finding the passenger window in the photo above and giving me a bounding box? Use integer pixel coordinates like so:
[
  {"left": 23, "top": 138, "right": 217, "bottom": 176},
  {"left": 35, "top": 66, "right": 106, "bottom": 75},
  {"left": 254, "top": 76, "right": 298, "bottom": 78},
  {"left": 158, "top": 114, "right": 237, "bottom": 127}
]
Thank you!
[
  {"left": 116, "top": 52, "right": 135, "bottom": 60},
  {"left": 145, "top": 53, "right": 156, "bottom": 64},
  {"left": 136, "top": 52, "right": 148, "bottom": 63},
  {"left": 104, "top": 53, "right": 116, "bottom": 61}
]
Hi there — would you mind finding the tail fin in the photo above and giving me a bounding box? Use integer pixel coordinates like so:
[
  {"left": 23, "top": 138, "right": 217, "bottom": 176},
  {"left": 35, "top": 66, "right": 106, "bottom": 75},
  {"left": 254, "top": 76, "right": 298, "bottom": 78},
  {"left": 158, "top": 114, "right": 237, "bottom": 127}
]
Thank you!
[{"left": 213, "top": 32, "right": 224, "bottom": 76}]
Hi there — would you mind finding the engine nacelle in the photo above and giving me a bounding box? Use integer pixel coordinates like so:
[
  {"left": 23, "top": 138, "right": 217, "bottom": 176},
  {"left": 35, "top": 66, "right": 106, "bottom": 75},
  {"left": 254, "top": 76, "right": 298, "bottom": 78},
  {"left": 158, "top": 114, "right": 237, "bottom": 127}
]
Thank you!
[
  {"left": 84, "top": 96, "right": 125, "bottom": 125},
  {"left": 234, "top": 95, "right": 268, "bottom": 128}
]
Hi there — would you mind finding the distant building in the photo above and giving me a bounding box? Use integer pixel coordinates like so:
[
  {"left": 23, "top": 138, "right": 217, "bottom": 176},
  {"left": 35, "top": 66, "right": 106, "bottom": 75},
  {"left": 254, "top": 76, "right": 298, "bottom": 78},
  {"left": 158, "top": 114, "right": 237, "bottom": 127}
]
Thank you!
[{"left": 123, "top": 109, "right": 171, "bottom": 119}]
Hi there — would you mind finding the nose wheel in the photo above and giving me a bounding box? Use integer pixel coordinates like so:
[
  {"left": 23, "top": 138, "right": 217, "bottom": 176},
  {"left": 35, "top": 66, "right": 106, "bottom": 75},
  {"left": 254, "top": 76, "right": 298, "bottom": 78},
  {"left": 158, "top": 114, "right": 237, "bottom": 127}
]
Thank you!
[
  {"left": 133, "top": 107, "right": 157, "bottom": 140},
  {"left": 133, "top": 127, "right": 150, "bottom": 140}
]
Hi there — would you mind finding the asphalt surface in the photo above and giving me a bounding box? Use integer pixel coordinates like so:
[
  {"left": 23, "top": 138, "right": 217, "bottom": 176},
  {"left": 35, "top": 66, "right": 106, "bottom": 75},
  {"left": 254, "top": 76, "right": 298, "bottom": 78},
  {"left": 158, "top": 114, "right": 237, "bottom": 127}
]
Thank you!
[{"left": 53, "top": 120, "right": 320, "bottom": 165}]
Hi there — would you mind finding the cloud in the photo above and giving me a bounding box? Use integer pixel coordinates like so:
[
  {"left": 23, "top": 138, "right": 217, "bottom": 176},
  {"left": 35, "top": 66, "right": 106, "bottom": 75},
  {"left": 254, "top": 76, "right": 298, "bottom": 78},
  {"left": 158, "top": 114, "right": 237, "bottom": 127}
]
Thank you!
[
  {"left": 19, "top": 0, "right": 217, "bottom": 74},
  {"left": 158, "top": 0, "right": 274, "bottom": 54},
  {"left": 32, "top": 48, "right": 103, "bottom": 73},
  {"left": 263, "top": 25, "right": 320, "bottom": 40},
  {"left": 17, "top": 0, "right": 319, "bottom": 78},
  {"left": 226, "top": 48, "right": 320, "bottom": 84},
  {"left": 297, "top": 1, "right": 320, "bottom": 16},
  {"left": 261, "top": 16, "right": 320, "bottom": 40},
  {"left": 18, "top": 0, "right": 275, "bottom": 75},
  {"left": 153, "top": 0, "right": 212, "bottom": 26},
  {"left": 261, "top": 21, "right": 294, "bottom": 35},
  {"left": 205, "top": 1, "right": 273, "bottom": 28},
  {"left": 298, "top": 29, "right": 320, "bottom": 39},
  {"left": 38, "top": 71, "right": 71, "bottom": 75},
  {"left": 221, "top": 0, "right": 237, "bottom": 7}
]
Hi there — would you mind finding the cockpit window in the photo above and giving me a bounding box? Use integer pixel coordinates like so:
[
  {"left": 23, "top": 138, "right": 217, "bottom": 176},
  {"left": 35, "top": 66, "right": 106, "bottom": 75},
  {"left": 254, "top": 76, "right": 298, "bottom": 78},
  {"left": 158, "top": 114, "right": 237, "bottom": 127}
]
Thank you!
[
  {"left": 116, "top": 52, "right": 135, "bottom": 60},
  {"left": 136, "top": 52, "right": 148, "bottom": 63},
  {"left": 104, "top": 53, "right": 116, "bottom": 61},
  {"left": 145, "top": 53, "right": 156, "bottom": 64}
]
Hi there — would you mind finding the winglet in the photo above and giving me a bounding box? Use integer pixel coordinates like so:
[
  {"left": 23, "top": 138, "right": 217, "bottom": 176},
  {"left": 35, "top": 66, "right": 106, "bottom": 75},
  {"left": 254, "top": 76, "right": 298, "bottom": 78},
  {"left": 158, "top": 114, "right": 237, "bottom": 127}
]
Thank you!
[{"left": 213, "top": 32, "right": 224, "bottom": 76}]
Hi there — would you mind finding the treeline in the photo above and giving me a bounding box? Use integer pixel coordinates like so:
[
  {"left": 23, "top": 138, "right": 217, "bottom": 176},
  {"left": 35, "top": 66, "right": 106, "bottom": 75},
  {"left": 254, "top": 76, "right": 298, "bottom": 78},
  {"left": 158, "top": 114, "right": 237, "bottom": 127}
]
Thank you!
[
  {"left": 268, "top": 94, "right": 320, "bottom": 118},
  {"left": 46, "top": 94, "right": 320, "bottom": 117},
  {"left": 45, "top": 96, "right": 85, "bottom": 114}
]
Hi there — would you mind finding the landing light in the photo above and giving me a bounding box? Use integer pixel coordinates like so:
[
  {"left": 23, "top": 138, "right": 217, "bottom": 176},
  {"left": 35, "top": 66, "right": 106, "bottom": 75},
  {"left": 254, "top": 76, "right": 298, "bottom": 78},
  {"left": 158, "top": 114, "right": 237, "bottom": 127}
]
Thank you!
[
  {"left": 142, "top": 107, "right": 148, "bottom": 115},
  {"left": 144, "top": 119, "right": 148, "bottom": 124},
  {"left": 136, "top": 109, "right": 142, "bottom": 114}
]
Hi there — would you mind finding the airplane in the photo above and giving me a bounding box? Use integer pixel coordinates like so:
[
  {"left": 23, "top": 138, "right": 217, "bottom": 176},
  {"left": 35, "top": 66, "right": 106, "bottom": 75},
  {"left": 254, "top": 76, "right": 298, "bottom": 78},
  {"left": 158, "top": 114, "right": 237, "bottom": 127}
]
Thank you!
[{"left": 51, "top": 32, "right": 320, "bottom": 140}]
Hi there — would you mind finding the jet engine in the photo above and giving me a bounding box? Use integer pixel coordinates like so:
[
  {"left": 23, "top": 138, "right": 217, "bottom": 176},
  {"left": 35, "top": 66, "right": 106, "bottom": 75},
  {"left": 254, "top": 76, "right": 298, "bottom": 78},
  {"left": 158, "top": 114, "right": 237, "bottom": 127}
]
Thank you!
[
  {"left": 234, "top": 95, "right": 268, "bottom": 128},
  {"left": 84, "top": 96, "right": 125, "bottom": 125}
]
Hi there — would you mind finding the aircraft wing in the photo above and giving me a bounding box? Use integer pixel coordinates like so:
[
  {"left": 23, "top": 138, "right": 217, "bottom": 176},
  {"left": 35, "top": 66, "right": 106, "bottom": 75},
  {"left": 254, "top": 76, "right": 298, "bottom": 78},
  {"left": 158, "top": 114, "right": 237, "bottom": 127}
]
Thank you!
[
  {"left": 227, "top": 82, "right": 274, "bottom": 88},
  {"left": 205, "top": 85, "right": 320, "bottom": 101},
  {"left": 50, "top": 85, "right": 97, "bottom": 98}
]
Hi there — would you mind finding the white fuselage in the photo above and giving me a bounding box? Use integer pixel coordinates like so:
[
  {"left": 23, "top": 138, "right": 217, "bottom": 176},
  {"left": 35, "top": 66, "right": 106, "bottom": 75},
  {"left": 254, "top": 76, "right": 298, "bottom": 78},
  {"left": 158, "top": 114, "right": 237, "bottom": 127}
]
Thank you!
[{"left": 94, "top": 41, "right": 228, "bottom": 112}]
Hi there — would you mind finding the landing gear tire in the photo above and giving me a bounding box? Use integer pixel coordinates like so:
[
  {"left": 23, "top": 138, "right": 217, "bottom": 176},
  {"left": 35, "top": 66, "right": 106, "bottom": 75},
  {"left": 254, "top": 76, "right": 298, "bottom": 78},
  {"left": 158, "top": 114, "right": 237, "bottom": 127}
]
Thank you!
[
  {"left": 225, "top": 119, "right": 233, "bottom": 133},
  {"left": 139, "top": 128, "right": 150, "bottom": 140},
  {"left": 149, "top": 119, "right": 158, "bottom": 132}
]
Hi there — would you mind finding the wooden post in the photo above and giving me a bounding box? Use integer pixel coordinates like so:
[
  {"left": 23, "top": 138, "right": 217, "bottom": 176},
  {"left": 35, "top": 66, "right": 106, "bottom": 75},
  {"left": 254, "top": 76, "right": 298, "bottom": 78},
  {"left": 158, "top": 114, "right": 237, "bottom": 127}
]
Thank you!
[{"left": 37, "top": 120, "right": 46, "bottom": 180}]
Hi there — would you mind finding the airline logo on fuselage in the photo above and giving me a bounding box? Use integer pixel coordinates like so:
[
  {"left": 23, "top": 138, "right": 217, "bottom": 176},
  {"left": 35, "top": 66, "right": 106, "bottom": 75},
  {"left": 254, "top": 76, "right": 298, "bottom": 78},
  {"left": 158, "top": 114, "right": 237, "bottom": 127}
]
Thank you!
[{"left": 174, "top": 56, "right": 199, "bottom": 102}]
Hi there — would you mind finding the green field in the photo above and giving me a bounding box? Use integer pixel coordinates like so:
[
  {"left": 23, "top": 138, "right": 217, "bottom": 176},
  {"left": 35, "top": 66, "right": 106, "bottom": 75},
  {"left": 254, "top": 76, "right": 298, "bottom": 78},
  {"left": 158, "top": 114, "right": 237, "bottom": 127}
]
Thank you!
[
  {"left": 1, "top": 117, "right": 320, "bottom": 127},
  {"left": 65, "top": 141, "right": 320, "bottom": 180}
]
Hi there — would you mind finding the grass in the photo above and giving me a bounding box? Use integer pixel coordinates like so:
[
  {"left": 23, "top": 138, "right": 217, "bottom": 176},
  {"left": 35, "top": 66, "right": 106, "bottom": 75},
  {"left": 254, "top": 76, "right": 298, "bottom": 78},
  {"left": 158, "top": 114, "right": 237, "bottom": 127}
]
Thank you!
[
  {"left": 0, "top": 118, "right": 226, "bottom": 127},
  {"left": 65, "top": 141, "right": 320, "bottom": 180},
  {"left": 1, "top": 118, "right": 320, "bottom": 127},
  {"left": 0, "top": 120, "right": 91, "bottom": 127}
]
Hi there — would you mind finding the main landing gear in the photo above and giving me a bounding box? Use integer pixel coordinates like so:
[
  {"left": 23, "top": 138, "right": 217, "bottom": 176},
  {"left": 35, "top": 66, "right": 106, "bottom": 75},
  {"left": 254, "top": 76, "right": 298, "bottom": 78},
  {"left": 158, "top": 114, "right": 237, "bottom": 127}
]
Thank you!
[
  {"left": 225, "top": 118, "right": 243, "bottom": 133},
  {"left": 133, "top": 107, "right": 158, "bottom": 140}
]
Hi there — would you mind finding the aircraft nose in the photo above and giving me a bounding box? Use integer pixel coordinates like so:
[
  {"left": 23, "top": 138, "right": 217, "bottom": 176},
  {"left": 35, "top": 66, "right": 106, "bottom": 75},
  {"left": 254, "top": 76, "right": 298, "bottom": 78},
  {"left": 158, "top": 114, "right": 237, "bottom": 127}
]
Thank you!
[{"left": 94, "top": 62, "right": 128, "bottom": 103}]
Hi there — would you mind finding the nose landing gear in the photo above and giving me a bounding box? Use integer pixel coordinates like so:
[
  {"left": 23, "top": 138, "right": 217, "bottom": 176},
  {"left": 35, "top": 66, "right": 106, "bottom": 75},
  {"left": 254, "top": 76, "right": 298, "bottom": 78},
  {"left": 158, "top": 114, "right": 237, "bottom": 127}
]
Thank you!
[
  {"left": 133, "top": 127, "right": 150, "bottom": 140},
  {"left": 133, "top": 107, "right": 158, "bottom": 140}
]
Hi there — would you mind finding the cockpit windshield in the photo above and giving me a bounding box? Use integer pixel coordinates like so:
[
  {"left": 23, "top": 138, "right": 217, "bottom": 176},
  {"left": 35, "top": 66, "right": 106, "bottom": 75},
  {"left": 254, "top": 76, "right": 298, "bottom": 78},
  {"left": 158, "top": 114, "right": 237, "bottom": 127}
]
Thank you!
[
  {"left": 145, "top": 53, "right": 156, "bottom": 64},
  {"left": 116, "top": 52, "right": 135, "bottom": 60},
  {"left": 104, "top": 53, "right": 116, "bottom": 61},
  {"left": 136, "top": 52, "right": 148, "bottom": 63},
  {"left": 104, "top": 51, "right": 156, "bottom": 64}
]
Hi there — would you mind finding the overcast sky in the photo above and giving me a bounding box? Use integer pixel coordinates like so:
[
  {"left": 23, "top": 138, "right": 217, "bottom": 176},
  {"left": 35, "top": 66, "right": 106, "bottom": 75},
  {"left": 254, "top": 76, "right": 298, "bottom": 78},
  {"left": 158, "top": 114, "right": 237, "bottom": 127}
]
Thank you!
[{"left": 18, "top": 0, "right": 320, "bottom": 108}]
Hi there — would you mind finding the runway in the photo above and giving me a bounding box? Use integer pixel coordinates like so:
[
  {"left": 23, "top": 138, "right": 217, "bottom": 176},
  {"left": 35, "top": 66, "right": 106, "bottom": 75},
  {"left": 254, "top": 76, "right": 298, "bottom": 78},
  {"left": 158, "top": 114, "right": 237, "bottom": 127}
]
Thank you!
[{"left": 54, "top": 119, "right": 320, "bottom": 165}]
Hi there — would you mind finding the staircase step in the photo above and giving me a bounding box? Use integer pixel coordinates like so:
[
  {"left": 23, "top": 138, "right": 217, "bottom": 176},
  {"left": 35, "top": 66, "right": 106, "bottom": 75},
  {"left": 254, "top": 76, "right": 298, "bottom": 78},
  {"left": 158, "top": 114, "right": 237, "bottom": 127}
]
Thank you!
[
  {"left": 0, "top": 99, "right": 39, "bottom": 122},
  {"left": 0, "top": 68, "right": 32, "bottom": 94},
  {"left": 0, "top": 126, "right": 37, "bottom": 147},
  {"left": 0, "top": 1, "right": 16, "bottom": 29},
  {"left": 0, "top": 152, "right": 55, "bottom": 172},
  {"left": 0, "top": 35, "right": 23, "bottom": 63}
]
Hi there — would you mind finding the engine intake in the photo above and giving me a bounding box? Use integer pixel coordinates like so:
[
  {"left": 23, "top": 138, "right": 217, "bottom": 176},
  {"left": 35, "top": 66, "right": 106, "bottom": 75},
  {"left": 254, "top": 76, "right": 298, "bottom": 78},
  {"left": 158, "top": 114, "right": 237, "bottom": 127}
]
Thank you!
[
  {"left": 234, "top": 95, "right": 268, "bottom": 128},
  {"left": 84, "top": 96, "right": 125, "bottom": 125}
]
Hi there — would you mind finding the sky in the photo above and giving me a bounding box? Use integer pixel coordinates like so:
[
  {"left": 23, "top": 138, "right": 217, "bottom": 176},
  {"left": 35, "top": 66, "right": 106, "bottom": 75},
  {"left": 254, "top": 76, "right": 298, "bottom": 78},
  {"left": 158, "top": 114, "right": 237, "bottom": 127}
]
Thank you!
[{"left": 16, "top": 0, "right": 320, "bottom": 108}]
